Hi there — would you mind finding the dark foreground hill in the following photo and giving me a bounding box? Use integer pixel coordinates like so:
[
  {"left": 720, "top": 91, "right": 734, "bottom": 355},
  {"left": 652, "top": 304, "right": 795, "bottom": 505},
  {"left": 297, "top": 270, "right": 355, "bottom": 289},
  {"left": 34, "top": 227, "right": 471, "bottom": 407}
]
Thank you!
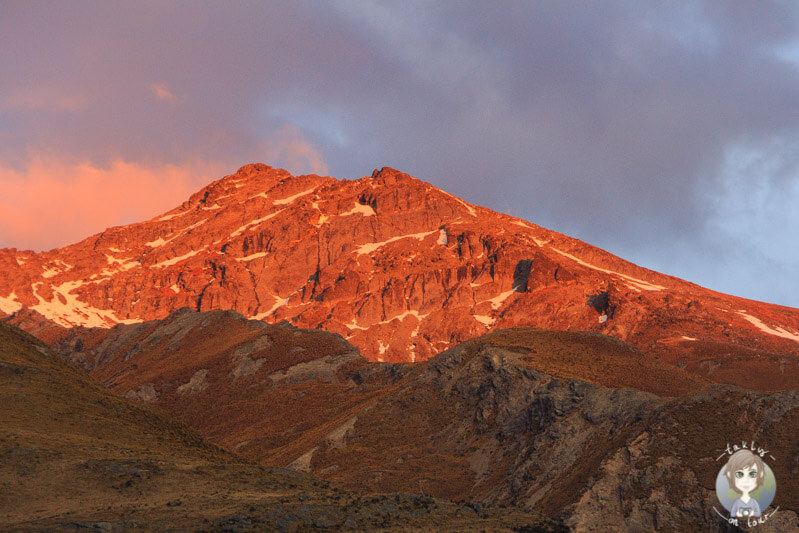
[
  {"left": 0, "top": 321, "right": 562, "bottom": 532},
  {"left": 51, "top": 308, "right": 799, "bottom": 531}
]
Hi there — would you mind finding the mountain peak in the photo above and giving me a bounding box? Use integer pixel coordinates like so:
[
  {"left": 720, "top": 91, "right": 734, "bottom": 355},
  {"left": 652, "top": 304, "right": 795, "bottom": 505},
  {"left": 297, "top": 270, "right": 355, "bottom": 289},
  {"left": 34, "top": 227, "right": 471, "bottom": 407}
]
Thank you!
[
  {"left": 235, "top": 162, "right": 274, "bottom": 176},
  {"left": 2, "top": 164, "right": 799, "bottom": 377},
  {"left": 370, "top": 166, "right": 415, "bottom": 182}
]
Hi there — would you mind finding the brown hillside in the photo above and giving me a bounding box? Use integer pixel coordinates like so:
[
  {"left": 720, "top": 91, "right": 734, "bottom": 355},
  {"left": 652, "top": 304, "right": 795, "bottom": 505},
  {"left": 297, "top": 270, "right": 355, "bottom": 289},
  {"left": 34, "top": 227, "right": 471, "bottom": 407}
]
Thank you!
[
  {"left": 0, "top": 321, "right": 563, "bottom": 532},
  {"left": 52, "top": 309, "right": 799, "bottom": 530}
]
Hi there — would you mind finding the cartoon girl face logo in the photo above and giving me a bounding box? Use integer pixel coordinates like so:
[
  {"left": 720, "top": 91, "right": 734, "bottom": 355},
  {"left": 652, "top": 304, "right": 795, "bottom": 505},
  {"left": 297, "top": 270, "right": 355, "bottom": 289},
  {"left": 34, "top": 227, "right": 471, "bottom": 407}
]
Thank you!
[
  {"left": 716, "top": 449, "right": 777, "bottom": 521},
  {"left": 725, "top": 450, "right": 765, "bottom": 517}
]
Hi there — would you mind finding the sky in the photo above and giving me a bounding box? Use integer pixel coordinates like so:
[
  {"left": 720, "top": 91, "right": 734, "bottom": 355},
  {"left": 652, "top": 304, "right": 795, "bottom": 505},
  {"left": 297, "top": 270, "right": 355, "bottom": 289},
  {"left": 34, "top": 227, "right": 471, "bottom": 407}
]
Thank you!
[{"left": 1, "top": 1, "right": 799, "bottom": 307}]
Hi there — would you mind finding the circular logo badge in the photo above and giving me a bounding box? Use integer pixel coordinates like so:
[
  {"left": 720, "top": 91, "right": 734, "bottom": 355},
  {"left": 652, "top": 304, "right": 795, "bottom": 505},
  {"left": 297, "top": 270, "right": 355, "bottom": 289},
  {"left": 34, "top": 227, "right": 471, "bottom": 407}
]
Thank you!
[{"left": 716, "top": 449, "right": 776, "bottom": 519}]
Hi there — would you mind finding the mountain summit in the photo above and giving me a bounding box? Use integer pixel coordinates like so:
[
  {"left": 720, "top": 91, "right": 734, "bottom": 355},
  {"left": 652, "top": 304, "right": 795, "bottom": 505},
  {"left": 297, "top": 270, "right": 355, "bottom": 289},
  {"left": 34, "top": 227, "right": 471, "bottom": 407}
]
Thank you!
[{"left": 1, "top": 163, "right": 798, "bottom": 379}]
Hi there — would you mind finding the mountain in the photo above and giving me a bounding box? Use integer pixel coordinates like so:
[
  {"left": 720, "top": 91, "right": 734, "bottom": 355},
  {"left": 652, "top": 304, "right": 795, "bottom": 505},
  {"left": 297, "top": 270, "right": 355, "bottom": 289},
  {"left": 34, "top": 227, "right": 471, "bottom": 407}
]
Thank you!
[
  {"left": 2, "top": 163, "right": 799, "bottom": 383},
  {"left": 50, "top": 309, "right": 799, "bottom": 531},
  {"left": 5, "top": 161, "right": 797, "bottom": 530},
  {"left": 0, "top": 320, "right": 562, "bottom": 532}
]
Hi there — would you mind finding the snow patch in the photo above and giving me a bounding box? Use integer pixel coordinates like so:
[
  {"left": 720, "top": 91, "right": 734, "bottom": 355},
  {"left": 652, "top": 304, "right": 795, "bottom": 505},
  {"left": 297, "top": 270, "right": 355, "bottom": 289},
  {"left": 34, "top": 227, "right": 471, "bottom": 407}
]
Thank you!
[
  {"left": 29, "top": 280, "right": 140, "bottom": 328},
  {"left": 182, "top": 218, "right": 208, "bottom": 232},
  {"left": 381, "top": 310, "right": 429, "bottom": 324},
  {"left": 737, "top": 311, "right": 799, "bottom": 343},
  {"left": 437, "top": 189, "right": 477, "bottom": 217},
  {"left": 99, "top": 259, "right": 139, "bottom": 276},
  {"left": 253, "top": 295, "right": 287, "bottom": 320},
  {"left": 512, "top": 220, "right": 535, "bottom": 230},
  {"left": 437, "top": 228, "right": 448, "bottom": 245},
  {"left": 149, "top": 218, "right": 208, "bottom": 246},
  {"left": 145, "top": 236, "right": 171, "bottom": 247},
  {"left": 512, "top": 221, "right": 546, "bottom": 246},
  {"left": 356, "top": 230, "right": 437, "bottom": 255},
  {"left": 487, "top": 290, "right": 515, "bottom": 310},
  {"left": 40, "top": 269, "right": 59, "bottom": 279},
  {"left": 41, "top": 260, "right": 72, "bottom": 278},
  {"left": 273, "top": 186, "right": 317, "bottom": 205},
  {"left": 157, "top": 210, "right": 189, "bottom": 221},
  {"left": 230, "top": 209, "right": 285, "bottom": 238},
  {"left": 236, "top": 252, "right": 268, "bottom": 262},
  {"left": 681, "top": 336, "right": 697, "bottom": 341},
  {"left": 473, "top": 314, "right": 494, "bottom": 326},
  {"left": 105, "top": 254, "right": 127, "bottom": 265},
  {"left": 549, "top": 248, "right": 666, "bottom": 291},
  {"left": 144, "top": 218, "right": 206, "bottom": 248},
  {"left": 346, "top": 311, "right": 432, "bottom": 338},
  {"left": 345, "top": 319, "right": 369, "bottom": 331},
  {"left": 378, "top": 340, "right": 388, "bottom": 355},
  {"left": 0, "top": 292, "right": 22, "bottom": 314},
  {"left": 312, "top": 202, "right": 330, "bottom": 227},
  {"left": 341, "top": 202, "right": 376, "bottom": 217},
  {"left": 248, "top": 192, "right": 269, "bottom": 201},
  {"left": 153, "top": 249, "right": 202, "bottom": 268}
]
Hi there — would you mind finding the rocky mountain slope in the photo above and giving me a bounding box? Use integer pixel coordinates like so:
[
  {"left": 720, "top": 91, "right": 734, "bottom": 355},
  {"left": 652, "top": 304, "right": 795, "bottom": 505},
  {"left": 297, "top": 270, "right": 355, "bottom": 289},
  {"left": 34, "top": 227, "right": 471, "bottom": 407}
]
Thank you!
[
  {"left": 2, "top": 163, "right": 798, "bottom": 376},
  {"left": 52, "top": 308, "right": 799, "bottom": 531},
  {"left": 0, "top": 320, "right": 561, "bottom": 532}
]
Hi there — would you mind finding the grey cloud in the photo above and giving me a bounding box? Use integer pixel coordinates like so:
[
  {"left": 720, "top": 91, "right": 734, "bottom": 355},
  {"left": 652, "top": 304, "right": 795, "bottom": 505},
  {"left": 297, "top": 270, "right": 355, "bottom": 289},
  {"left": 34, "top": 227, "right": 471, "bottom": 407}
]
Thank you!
[{"left": 2, "top": 1, "right": 799, "bottom": 305}]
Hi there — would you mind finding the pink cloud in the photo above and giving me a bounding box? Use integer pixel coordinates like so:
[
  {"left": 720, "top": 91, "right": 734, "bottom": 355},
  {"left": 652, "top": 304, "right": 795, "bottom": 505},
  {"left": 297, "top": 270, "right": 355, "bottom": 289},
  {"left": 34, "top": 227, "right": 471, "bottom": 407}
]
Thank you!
[
  {"left": 2, "top": 89, "right": 88, "bottom": 112},
  {"left": 0, "top": 157, "right": 225, "bottom": 251},
  {"left": 262, "top": 125, "right": 330, "bottom": 176},
  {"left": 148, "top": 83, "right": 176, "bottom": 103}
]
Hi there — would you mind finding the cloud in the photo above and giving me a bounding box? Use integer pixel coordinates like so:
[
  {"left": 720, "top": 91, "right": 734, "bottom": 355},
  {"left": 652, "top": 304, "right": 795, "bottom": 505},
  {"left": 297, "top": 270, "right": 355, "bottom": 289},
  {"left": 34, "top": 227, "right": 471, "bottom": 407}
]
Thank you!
[
  {"left": 261, "top": 125, "right": 329, "bottom": 176},
  {"left": 331, "top": 1, "right": 506, "bottom": 106},
  {"left": 149, "top": 83, "right": 176, "bottom": 104},
  {"left": 2, "top": 2, "right": 799, "bottom": 304},
  {"left": 0, "top": 157, "right": 224, "bottom": 251},
  {"left": 1, "top": 89, "right": 87, "bottom": 112}
]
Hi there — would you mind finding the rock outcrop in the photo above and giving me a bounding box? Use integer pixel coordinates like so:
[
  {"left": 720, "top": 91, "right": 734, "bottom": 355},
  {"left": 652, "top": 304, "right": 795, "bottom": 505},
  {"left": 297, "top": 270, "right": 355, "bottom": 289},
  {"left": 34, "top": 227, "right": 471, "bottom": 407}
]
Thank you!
[
  {"left": 53, "top": 311, "right": 799, "bottom": 531},
  {"left": 1, "top": 163, "right": 798, "bottom": 388},
  {"left": 0, "top": 320, "right": 565, "bottom": 532}
]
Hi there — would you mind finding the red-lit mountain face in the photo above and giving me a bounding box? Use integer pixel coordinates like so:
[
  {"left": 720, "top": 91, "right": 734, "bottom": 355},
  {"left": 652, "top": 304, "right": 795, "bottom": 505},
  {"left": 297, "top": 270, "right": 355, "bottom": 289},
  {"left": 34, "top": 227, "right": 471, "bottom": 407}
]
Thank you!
[{"left": 1, "top": 164, "right": 797, "bottom": 380}]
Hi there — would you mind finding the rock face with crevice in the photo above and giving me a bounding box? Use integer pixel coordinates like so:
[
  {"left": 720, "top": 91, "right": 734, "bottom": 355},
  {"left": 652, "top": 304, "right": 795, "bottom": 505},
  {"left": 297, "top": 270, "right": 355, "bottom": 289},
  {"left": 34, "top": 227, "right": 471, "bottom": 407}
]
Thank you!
[{"left": 1, "top": 164, "right": 798, "bottom": 387}]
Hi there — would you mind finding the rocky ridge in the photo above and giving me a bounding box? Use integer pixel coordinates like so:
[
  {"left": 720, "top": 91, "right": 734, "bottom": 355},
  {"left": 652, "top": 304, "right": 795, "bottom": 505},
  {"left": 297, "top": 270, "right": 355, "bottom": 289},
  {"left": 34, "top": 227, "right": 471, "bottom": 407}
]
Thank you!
[
  {"left": 53, "top": 309, "right": 799, "bottom": 531},
  {"left": 1, "top": 163, "right": 798, "bottom": 378},
  {"left": 0, "top": 320, "right": 563, "bottom": 532}
]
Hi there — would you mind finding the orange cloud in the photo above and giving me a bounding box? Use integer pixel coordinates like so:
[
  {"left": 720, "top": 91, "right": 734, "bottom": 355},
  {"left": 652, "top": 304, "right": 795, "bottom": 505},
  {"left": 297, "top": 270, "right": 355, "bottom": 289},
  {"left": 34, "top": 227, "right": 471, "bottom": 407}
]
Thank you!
[
  {"left": 0, "top": 157, "right": 225, "bottom": 251},
  {"left": 2, "top": 89, "right": 88, "bottom": 112},
  {"left": 149, "top": 83, "right": 176, "bottom": 103},
  {"left": 262, "top": 125, "right": 330, "bottom": 176}
]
